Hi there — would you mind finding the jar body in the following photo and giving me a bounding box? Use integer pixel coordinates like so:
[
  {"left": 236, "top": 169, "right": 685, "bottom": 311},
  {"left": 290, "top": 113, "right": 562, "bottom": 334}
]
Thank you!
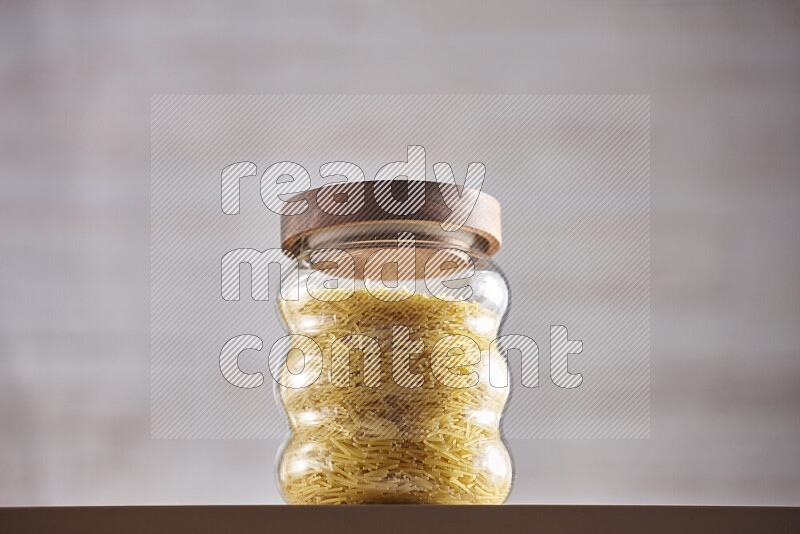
[{"left": 274, "top": 243, "right": 512, "bottom": 504}]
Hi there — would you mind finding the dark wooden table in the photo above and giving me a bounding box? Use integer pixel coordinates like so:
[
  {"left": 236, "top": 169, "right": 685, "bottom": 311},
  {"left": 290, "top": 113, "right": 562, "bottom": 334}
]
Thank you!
[{"left": 1, "top": 505, "right": 798, "bottom": 533}]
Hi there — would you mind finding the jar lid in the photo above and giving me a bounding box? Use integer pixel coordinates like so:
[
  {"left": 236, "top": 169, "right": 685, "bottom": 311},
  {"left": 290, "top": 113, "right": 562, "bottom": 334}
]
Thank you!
[{"left": 280, "top": 180, "right": 502, "bottom": 256}]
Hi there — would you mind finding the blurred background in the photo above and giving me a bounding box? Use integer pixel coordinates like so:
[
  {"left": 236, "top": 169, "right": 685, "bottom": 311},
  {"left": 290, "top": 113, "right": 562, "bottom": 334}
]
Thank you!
[{"left": 1, "top": 0, "right": 799, "bottom": 506}]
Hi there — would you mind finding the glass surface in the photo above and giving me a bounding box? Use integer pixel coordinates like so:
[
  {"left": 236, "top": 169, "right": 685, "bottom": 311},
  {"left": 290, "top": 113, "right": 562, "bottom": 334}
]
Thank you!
[{"left": 273, "top": 238, "right": 512, "bottom": 504}]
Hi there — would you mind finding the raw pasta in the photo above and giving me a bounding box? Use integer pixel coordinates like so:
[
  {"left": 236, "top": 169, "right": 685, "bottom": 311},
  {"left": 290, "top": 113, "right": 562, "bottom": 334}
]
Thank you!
[{"left": 276, "top": 288, "right": 511, "bottom": 504}]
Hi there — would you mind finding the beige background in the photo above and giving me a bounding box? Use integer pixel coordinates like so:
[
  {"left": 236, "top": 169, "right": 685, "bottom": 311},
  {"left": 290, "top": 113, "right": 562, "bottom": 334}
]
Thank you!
[{"left": 1, "top": 0, "right": 799, "bottom": 505}]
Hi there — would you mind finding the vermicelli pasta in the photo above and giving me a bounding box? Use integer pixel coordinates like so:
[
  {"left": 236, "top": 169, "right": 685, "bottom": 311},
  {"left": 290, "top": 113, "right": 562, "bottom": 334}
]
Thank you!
[{"left": 276, "top": 288, "right": 511, "bottom": 504}]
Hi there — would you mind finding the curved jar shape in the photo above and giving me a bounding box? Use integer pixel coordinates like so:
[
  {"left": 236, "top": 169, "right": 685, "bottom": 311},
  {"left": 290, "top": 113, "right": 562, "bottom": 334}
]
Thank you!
[{"left": 274, "top": 182, "right": 511, "bottom": 504}]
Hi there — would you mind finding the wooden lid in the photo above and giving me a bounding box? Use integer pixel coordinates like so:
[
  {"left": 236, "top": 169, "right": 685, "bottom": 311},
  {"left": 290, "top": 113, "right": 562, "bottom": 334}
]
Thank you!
[{"left": 280, "top": 181, "right": 502, "bottom": 256}]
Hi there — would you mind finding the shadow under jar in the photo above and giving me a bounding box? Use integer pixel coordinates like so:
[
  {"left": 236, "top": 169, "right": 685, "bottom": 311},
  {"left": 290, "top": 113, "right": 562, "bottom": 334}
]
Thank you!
[{"left": 275, "top": 181, "right": 511, "bottom": 504}]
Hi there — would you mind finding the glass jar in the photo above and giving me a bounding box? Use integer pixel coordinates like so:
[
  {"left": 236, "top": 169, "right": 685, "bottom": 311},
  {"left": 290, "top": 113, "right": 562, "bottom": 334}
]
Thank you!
[{"left": 275, "top": 181, "right": 511, "bottom": 504}]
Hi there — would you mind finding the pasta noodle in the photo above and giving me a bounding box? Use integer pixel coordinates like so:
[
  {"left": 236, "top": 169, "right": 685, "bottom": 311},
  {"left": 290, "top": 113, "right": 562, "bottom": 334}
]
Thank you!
[{"left": 276, "top": 288, "right": 511, "bottom": 504}]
